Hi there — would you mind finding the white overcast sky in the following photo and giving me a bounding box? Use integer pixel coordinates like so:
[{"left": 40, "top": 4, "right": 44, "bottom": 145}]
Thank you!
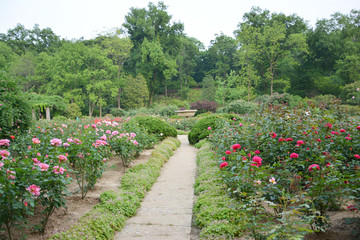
[{"left": 0, "top": 0, "right": 359, "bottom": 48}]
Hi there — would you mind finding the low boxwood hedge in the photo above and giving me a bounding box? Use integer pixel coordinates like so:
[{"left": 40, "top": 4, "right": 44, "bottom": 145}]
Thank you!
[{"left": 193, "top": 141, "right": 247, "bottom": 239}]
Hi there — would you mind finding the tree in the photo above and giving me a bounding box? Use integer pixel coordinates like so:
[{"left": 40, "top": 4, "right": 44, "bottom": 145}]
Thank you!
[
  {"left": 236, "top": 15, "right": 308, "bottom": 95},
  {"left": 0, "top": 24, "right": 61, "bottom": 55},
  {"left": 201, "top": 75, "right": 216, "bottom": 102},
  {"left": 123, "top": 1, "right": 183, "bottom": 103},
  {"left": 121, "top": 74, "right": 149, "bottom": 109},
  {"left": 99, "top": 30, "right": 133, "bottom": 108}
]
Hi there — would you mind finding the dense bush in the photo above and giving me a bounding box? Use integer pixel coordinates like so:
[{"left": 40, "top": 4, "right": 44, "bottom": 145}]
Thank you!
[
  {"left": 0, "top": 79, "right": 32, "bottom": 138},
  {"left": 152, "top": 104, "right": 178, "bottom": 117},
  {"left": 65, "top": 103, "right": 82, "bottom": 119},
  {"left": 255, "top": 93, "right": 302, "bottom": 108},
  {"left": 110, "top": 107, "right": 126, "bottom": 117},
  {"left": 218, "top": 99, "right": 258, "bottom": 115},
  {"left": 132, "top": 116, "right": 177, "bottom": 140},
  {"left": 190, "top": 100, "right": 217, "bottom": 115},
  {"left": 188, "top": 114, "right": 238, "bottom": 145},
  {"left": 167, "top": 117, "right": 197, "bottom": 131}
]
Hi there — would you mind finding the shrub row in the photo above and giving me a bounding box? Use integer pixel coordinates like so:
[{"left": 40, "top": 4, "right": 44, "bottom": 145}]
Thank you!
[
  {"left": 50, "top": 137, "right": 180, "bottom": 240},
  {"left": 193, "top": 141, "right": 246, "bottom": 239}
]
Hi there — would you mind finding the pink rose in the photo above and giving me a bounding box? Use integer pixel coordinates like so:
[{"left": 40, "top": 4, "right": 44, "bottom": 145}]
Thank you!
[
  {"left": 0, "top": 139, "right": 10, "bottom": 146},
  {"left": 50, "top": 138, "right": 62, "bottom": 146},
  {"left": 251, "top": 156, "right": 262, "bottom": 167},
  {"left": 232, "top": 144, "right": 241, "bottom": 151},
  {"left": 58, "top": 155, "right": 68, "bottom": 162},
  {"left": 38, "top": 163, "right": 49, "bottom": 171},
  {"left": 32, "top": 138, "right": 41, "bottom": 144},
  {"left": 308, "top": 164, "right": 320, "bottom": 172},
  {"left": 220, "top": 162, "right": 228, "bottom": 168},
  {"left": 26, "top": 185, "right": 41, "bottom": 196},
  {"left": 290, "top": 153, "right": 299, "bottom": 159}
]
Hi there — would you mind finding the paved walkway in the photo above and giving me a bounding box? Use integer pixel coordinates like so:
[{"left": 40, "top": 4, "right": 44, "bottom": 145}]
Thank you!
[{"left": 114, "top": 135, "right": 197, "bottom": 240}]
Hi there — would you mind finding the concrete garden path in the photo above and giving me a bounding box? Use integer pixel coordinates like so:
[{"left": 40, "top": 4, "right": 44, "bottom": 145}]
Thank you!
[{"left": 114, "top": 135, "right": 197, "bottom": 240}]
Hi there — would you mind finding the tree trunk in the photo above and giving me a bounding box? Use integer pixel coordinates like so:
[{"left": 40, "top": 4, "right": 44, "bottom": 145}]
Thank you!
[
  {"left": 89, "top": 100, "right": 92, "bottom": 117},
  {"left": 32, "top": 109, "right": 36, "bottom": 120},
  {"left": 46, "top": 107, "right": 50, "bottom": 121},
  {"left": 270, "top": 62, "right": 274, "bottom": 96},
  {"left": 117, "top": 88, "right": 122, "bottom": 108},
  {"left": 165, "top": 83, "right": 168, "bottom": 98},
  {"left": 99, "top": 103, "right": 102, "bottom": 117}
]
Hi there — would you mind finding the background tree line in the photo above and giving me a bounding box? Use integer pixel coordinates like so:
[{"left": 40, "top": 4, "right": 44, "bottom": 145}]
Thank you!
[{"left": 0, "top": 2, "right": 359, "bottom": 118}]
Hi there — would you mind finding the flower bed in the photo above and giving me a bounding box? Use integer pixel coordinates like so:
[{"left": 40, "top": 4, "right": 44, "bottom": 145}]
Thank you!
[
  {"left": 0, "top": 117, "right": 175, "bottom": 239},
  {"left": 204, "top": 103, "right": 360, "bottom": 238}
]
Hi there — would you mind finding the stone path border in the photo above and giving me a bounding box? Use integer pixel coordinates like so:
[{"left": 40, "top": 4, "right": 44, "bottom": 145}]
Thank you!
[{"left": 114, "top": 135, "right": 197, "bottom": 240}]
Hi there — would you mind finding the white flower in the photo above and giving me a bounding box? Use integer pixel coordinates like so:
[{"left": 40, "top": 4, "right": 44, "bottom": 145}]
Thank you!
[{"left": 269, "top": 177, "right": 277, "bottom": 185}]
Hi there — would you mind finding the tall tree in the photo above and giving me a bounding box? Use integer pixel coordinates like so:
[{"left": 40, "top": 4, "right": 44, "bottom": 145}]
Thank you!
[{"left": 123, "top": 1, "right": 183, "bottom": 104}]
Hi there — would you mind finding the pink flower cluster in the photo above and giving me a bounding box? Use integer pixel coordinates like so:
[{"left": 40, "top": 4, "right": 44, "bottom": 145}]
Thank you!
[
  {"left": 26, "top": 185, "right": 41, "bottom": 196},
  {"left": 251, "top": 156, "right": 262, "bottom": 167}
]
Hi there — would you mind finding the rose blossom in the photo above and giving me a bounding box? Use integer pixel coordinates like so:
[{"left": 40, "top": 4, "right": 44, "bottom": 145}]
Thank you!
[
  {"left": 32, "top": 138, "right": 41, "bottom": 144},
  {"left": 290, "top": 153, "right": 299, "bottom": 159},
  {"left": 58, "top": 155, "right": 68, "bottom": 162},
  {"left": 53, "top": 166, "right": 66, "bottom": 174},
  {"left": 225, "top": 150, "right": 232, "bottom": 155},
  {"left": 26, "top": 185, "right": 41, "bottom": 196},
  {"left": 207, "top": 127, "right": 212, "bottom": 130},
  {"left": 38, "top": 163, "right": 49, "bottom": 171},
  {"left": 354, "top": 154, "right": 360, "bottom": 159},
  {"left": 0, "top": 139, "right": 10, "bottom": 146},
  {"left": 251, "top": 156, "right": 262, "bottom": 167},
  {"left": 50, "top": 138, "right": 62, "bottom": 146},
  {"left": 232, "top": 144, "right": 241, "bottom": 151},
  {"left": 254, "top": 180, "right": 261, "bottom": 185},
  {"left": 254, "top": 150, "right": 260, "bottom": 154},
  {"left": 220, "top": 162, "right": 228, "bottom": 168},
  {"left": 308, "top": 164, "right": 320, "bottom": 172},
  {"left": 0, "top": 150, "right": 10, "bottom": 158}
]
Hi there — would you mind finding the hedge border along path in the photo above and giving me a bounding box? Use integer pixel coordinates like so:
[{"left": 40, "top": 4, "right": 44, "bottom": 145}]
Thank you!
[
  {"left": 50, "top": 137, "right": 181, "bottom": 240},
  {"left": 193, "top": 140, "right": 247, "bottom": 240}
]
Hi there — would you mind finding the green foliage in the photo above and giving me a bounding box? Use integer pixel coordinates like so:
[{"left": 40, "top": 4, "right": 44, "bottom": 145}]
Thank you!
[
  {"left": 0, "top": 79, "right": 32, "bottom": 138},
  {"left": 218, "top": 99, "right": 258, "bottom": 115},
  {"left": 194, "top": 143, "right": 246, "bottom": 238},
  {"left": 340, "top": 81, "right": 360, "bottom": 105},
  {"left": 188, "top": 114, "right": 238, "bottom": 145},
  {"left": 255, "top": 93, "right": 302, "bottom": 108},
  {"left": 152, "top": 104, "right": 178, "bottom": 117},
  {"left": 121, "top": 74, "right": 149, "bottom": 109},
  {"left": 133, "top": 116, "right": 177, "bottom": 140},
  {"left": 110, "top": 107, "right": 126, "bottom": 117},
  {"left": 65, "top": 103, "right": 82, "bottom": 119},
  {"left": 201, "top": 75, "right": 217, "bottom": 102}
]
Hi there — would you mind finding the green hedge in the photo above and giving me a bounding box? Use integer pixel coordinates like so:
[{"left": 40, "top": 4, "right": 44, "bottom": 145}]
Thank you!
[
  {"left": 50, "top": 137, "right": 180, "bottom": 240},
  {"left": 188, "top": 114, "right": 238, "bottom": 145},
  {"left": 133, "top": 116, "right": 177, "bottom": 141},
  {"left": 193, "top": 141, "right": 246, "bottom": 239}
]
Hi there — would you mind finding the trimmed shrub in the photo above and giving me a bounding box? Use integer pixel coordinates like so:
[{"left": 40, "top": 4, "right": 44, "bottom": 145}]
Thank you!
[
  {"left": 190, "top": 100, "right": 217, "bottom": 115},
  {"left": 218, "top": 99, "right": 258, "bottom": 115},
  {"left": 188, "top": 114, "right": 238, "bottom": 145},
  {"left": 133, "top": 116, "right": 177, "bottom": 141}
]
